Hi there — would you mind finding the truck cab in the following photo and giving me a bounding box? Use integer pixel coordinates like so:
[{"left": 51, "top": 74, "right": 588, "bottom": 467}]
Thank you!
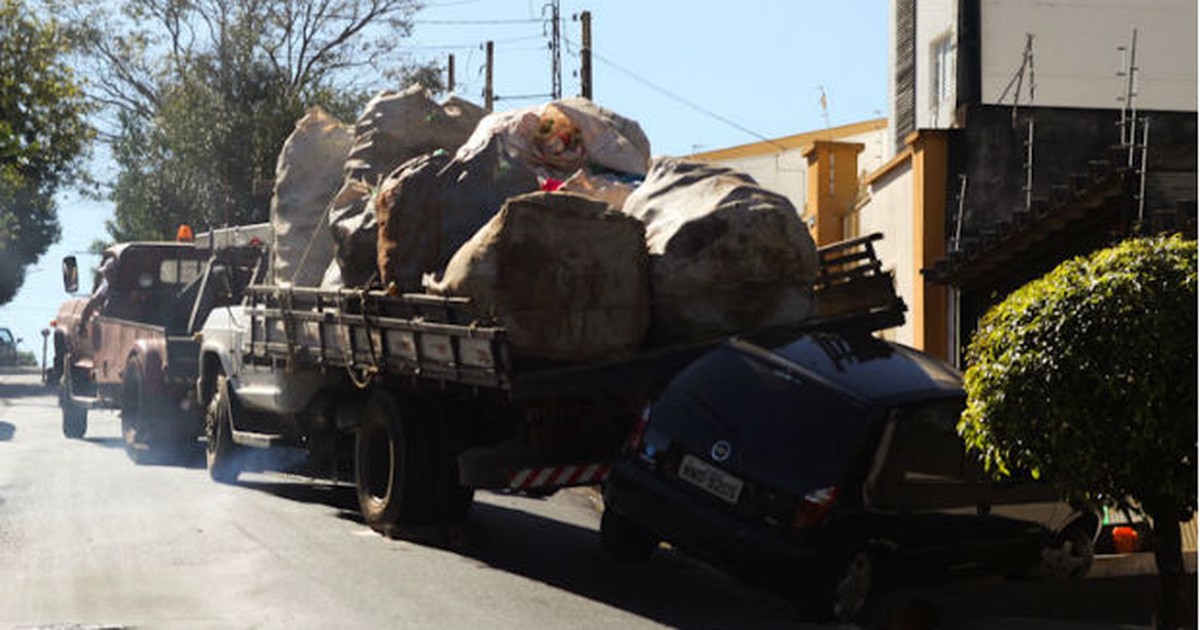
[{"left": 51, "top": 236, "right": 265, "bottom": 458}]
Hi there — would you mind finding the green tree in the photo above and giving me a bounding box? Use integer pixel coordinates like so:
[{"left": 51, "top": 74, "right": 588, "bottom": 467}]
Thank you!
[
  {"left": 0, "top": 0, "right": 92, "bottom": 305},
  {"left": 52, "top": 0, "right": 442, "bottom": 241},
  {"left": 961, "top": 234, "right": 1197, "bottom": 629}
]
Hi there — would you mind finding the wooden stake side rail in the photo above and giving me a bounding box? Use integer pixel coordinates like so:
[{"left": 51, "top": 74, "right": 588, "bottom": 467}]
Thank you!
[{"left": 245, "top": 287, "right": 512, "bottom": 390}]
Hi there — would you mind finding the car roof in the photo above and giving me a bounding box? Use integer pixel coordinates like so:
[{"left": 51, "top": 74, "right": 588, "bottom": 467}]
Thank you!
[{"left": 735, "top": 330, "right": 964, "bottom": 407}]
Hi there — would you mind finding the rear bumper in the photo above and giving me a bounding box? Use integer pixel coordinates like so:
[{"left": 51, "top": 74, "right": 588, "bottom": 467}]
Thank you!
[{"left": 604, "top": 460, "right": 823, "bottom": 588}]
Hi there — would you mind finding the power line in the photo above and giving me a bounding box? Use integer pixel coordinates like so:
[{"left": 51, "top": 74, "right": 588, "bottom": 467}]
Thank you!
[
  {"left": 412, "top": 18, "right": 541, "bottom": 25},
  {"left": 564, "top": 36, "right": 786, "bottom": 151}
]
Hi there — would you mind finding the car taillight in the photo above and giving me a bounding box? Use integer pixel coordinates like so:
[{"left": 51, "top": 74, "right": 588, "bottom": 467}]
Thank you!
[
  {"left": 793, "top": 486, "right": 839, "bottom": 530},
  {"left": 626, "top": 405, "right": 651, "bottom": 450}
]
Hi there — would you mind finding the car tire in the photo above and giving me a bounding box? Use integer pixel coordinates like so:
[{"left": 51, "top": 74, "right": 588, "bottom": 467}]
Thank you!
[
  {"left": 205, "top": 372, "right": 241, "bottom": 484},
  {"left": 599, "top": 508, "right": 658, "bottom": 562},
  {"left": 1035, "top": 522, "right": 1096, "bottom": 580},
  {"left": 60, "top": 356, "right": 87, "bottom": 439},
  {"left": 804, "top": 548, "right": 875, "bottom": 624},
  {"left": 354, "top": 390, "right": 436, "bottom": 537}
]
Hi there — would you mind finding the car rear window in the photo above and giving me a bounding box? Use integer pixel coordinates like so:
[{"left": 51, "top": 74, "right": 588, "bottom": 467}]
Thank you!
[{"left": 652, "top": 345, "right": 873, "bottom": 495}]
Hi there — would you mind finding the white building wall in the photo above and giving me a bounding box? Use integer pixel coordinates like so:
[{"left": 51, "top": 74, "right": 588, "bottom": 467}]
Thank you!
[
  {"left": 856, "top": 162, "right": 916, "bottom": 346},
  {"left": 980, "top": 0, "right": 1197, "bottom": 111},
  {"left": 915, "top": 0, "right": 959, "bottom": 128}
]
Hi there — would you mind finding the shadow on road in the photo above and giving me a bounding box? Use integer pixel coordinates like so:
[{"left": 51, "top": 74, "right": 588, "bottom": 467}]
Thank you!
[
  {"left": 0, "top": 380, "right": 54, "bottom": 401},
  {"left": 83, "top": 435, "right": 126, "bottom": 449},
  {"left": 0, "top": 421, "right": 14, "bottom": 441},
  {"left": 238, "top": 478, "right": 360, "bottom": 515},
  {"left": 455, "top": 500, "right": 805, "bottom": 629}
]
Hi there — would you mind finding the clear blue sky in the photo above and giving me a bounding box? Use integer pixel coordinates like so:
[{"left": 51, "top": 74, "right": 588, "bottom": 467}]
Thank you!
[{"left": 0, "top": 0, "right": 889, "bottom": 359}]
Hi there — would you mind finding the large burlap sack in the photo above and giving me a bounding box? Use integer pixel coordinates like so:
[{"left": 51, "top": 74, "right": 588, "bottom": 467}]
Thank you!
[
  {"left": 456, "top": 98, "right": 650, "bottom": 179},
  {"left": 329, "top": 85, "right": 487, "bottom": 286},
  {"left": 426, "top": 191, "right": 650, "bottom": 363},
  {"left": 270, "top": 108, "right": 352, "bottom": 286},
  {"left": 622, "top": 157, "right": 819, "bottom": 343},
  {"left": 376, "top": 136, "right": 539, "bottom": 292}
]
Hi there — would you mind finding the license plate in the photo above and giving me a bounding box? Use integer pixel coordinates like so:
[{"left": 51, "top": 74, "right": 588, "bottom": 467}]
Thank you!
[{"left": 678, "top": 454, "right": 744, "bottom": 504}]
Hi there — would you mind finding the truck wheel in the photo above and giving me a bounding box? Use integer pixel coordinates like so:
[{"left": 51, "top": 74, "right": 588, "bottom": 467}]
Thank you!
[
  {"left": 205, "top": 372, "right": 241, "bottom": 483},
  {"left": 59, "top": 356, "right": 87, "bottom": 439},
  {"left": 600, "top": 508, "right": 658, "bottom": 562},
  {"left": 121, "top": 356, "right": 159, "bottom": 463},
  {"left": 354, "top": 390, "right": 435, "bottom": 536}
]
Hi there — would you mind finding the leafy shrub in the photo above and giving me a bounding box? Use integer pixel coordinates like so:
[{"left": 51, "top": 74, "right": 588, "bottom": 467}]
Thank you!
[{"left": 960, "top": 234, "right": 1196, "bottom": 515}]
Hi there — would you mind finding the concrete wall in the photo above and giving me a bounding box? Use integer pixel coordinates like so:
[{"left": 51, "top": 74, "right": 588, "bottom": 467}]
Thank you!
[
  {"left": 953, "top": 105, "right": 1196, "bottom": 233},
  {"left": 856, "top": 160, "right": 917, "bottom": 346},
  {"left": 979, "top": 0, "right": 1197, "bottom": 111}
]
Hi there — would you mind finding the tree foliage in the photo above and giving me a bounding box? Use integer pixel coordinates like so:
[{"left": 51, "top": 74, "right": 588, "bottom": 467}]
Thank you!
[
  {"left": 52, "top": 0, "right": 443, "bottom": 241},
  {"left": 961, "top": 235, "right": 1197, "bottom": 627},
  {"left": 0, "top": 0, "right": 93, "bottom": 305},
  {"left": 961, "top": 235, "right": 1197, "bottom": 514}
]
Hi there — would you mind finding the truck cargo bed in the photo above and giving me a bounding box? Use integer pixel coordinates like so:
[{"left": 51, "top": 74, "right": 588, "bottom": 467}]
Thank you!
[{"left": 243, "top": 233, "right": 905, "bottom": 401}]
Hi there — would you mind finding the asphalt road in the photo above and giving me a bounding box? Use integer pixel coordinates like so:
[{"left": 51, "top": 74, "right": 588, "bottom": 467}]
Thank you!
[
  {"left": 1, "top": 366, "right": 1194, "bottom": 629},
  {"left": 0, "top": 367, "right": 809, "bottom": 629}
]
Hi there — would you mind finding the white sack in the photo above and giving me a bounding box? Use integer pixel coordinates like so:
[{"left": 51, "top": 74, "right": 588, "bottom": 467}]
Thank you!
[{"left": 270, "top": 108, "right": 352, "bottom": 287}]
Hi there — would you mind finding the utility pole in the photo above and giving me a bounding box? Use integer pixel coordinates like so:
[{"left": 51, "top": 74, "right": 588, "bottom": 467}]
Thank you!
[
  {"left": 484, "top": 41, "right": 494, "bottom": 111},
  {"left": 448, "top": 54, "right": 455, "bottom": 93},
  {"left": 579, "top": 10, "right": 592, "bottom": 99},
  {"left": 547, "top": 0, "right": 562, "bottom": 99}
]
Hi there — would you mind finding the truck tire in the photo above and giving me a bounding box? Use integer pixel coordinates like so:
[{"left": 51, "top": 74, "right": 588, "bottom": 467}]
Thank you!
[
  {"left": 59, "top": 355, "right": 87, "bottom": 439},
  {"left": 121, "top": 356, "right": 161, "bottom": 464},
  {"left": 205, "top": 372, "right": 241, "bottom": 483},
  {"left": 354, "top": 390, "right": 436, "bottom": 536}
]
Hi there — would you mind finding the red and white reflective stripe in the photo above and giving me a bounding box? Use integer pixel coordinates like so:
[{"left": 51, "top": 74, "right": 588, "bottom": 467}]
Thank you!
[{"left": 508, "top": 463, "right": 610, "bottom": 489}]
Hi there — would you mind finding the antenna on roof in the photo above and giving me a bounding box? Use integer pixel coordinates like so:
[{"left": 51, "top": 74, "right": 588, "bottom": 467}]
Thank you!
[{"left": 818, "top": 85, "right": 831, "bottom": 128}]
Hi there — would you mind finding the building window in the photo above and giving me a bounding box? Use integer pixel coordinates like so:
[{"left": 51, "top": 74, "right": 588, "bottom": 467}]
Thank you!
[{"left": 930, "top": 34, "right": 955, "bottom": 125}]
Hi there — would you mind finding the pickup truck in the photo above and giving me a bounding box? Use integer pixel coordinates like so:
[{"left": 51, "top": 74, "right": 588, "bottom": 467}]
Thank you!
[
  {"left": 49, "top": 228, "right": 267, "bottom": 461},
  {"left": 197, "top": 232, "right": 905, "bottom": 539}
]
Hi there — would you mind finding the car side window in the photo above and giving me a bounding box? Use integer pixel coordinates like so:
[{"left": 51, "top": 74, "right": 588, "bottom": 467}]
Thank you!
[{"left": 866, "top": 400, "right": 989, "bottom": 511}]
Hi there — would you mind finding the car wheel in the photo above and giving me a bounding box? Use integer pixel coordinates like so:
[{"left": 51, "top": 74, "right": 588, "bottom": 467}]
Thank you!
[
  {"left": 805, "top": 548, "right": 875, "bottom": 623},
  {"left": 205, "top": 372, "right": 241, "bottom": 484},
  {"left": 599, "top": 508, "right": 658, "bottom": 562},
  {"left": 1036, "top": 523, "right": 1095, "bottom": 580}
]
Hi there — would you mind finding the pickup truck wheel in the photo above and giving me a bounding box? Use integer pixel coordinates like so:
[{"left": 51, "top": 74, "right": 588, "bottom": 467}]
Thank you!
[
  {"left": 205, "top": 373, "right": 241, "bottom": 483},
  {"left": 600, "top": 508, "right": 658, "bottom": 562},
  {"left": 121, "top": 356, "right": 159, "bottom": 463},
  {"left": 354, "top": 390, "right": 435, "bottom": 536},
  {"left": 59, "top": 357, "right": 87, "bottom": 439}
]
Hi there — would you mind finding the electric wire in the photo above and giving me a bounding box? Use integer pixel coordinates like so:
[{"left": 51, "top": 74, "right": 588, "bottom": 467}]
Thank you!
[{"left": 563, "top": 35, "right": 787, "bottom": 151}]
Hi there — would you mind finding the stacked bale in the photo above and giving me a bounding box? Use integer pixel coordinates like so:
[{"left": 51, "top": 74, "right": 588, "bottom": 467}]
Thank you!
[
  {"left": 622, "top": 157, "right": 820, "bottom": 343},
  {"left": 426, "top": 191, "right": 650, "bottom": 363},
  {"left": 328, "top": 85, "right": 486, "bottom": 286},
  {"left": 270, "top": 108, "right": 352, "bottom": 287}
]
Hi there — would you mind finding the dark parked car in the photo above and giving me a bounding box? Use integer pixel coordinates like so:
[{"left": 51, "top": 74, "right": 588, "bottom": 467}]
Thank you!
[
  {"left": 0, "top": 327, "right": 18, "bottom": 366},
  {"left": 601, "top": 330, "right": 1096, "bottom": 623}
]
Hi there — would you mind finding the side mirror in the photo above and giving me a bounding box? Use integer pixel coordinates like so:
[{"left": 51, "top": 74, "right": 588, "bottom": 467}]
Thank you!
[{"left": 62, "top": 256, "right": 79, "bottom": 294}]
